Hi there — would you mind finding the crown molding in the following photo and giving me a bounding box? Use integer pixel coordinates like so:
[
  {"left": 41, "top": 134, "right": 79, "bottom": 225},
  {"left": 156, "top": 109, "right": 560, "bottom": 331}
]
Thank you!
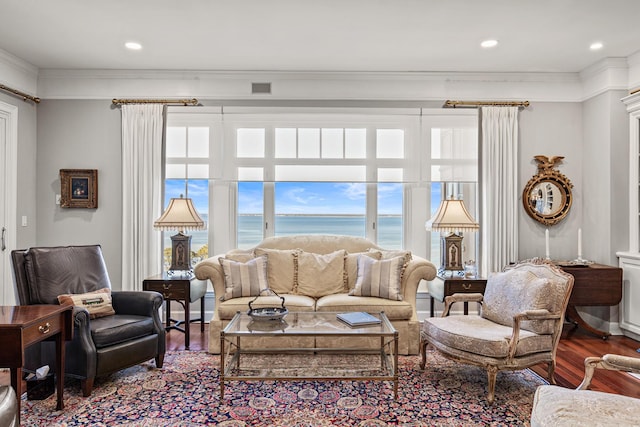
[
  {"left": 2, "top": 45, "right": 637, "bottom": 103},
  {"left": 627, "top": 49, "right": 640, "bottom": 93},
  {"left": 0, "top": 49, "right": 38, "bottom": 94},
  {"left": 36, "top": 68, "right": 584, "bottom": 102},
  {"left": 580, "top": 57, "right": 629, "bottom": 100}
]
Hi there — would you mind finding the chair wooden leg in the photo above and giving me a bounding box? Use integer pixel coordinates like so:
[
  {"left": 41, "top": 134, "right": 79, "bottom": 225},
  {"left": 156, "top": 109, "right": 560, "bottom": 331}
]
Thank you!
[
  {"left": 419, "top": 340, "right": 428, "bottom": 370},
  {"left": 156, "top": 353, "right": 165, "bottom": 368},
  {"left": 547, "top": 360, "right": 557, "bottom": 385},
  {"left": 486, "top": 366, "right": 498, "bottom": 405},
  {"left": 81, "top": 378, "right": 94, "bottom": 397}
]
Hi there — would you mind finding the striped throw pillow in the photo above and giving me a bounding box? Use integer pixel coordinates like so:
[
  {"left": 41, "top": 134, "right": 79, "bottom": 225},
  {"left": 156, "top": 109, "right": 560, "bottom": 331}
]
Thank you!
[
  {"left": 349, "top": 255, "right": 405, "bottom": 301},
  {"left": 219, "top": 255, "right": 269, "bottom": 300}
]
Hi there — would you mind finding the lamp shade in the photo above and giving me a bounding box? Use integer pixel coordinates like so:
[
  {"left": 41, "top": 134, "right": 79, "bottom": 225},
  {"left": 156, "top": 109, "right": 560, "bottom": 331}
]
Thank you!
[
  {"left": 425, "top": 198, "right": 479, "bottom": 232},
  {"left": 154, "top": 196, "right": 205, "bottom": 232}
]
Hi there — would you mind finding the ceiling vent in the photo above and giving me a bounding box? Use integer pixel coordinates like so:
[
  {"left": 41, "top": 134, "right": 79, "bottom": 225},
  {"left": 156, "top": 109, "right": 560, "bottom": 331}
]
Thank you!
[{"left": 251, "top": 82, "right": 271, "bottom": 94}]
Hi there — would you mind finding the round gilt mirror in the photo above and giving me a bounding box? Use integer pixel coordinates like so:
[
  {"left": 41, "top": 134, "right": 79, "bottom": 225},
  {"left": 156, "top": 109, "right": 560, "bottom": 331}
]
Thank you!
[{"left": 522, "top": 155, "right": 573, "bottom": 226}]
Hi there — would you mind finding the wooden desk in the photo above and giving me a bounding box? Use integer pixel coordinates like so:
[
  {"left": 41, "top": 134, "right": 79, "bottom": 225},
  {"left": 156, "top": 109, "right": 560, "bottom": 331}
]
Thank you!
[
  {"left": 0, "top": 305, "right": 73, "bottom": 415},
  {"left": 559, "top": 263, "right": 623, "bottom": 339}
]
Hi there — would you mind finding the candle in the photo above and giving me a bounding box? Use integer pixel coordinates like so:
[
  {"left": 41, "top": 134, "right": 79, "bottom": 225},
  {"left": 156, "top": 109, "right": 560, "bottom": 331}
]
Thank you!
[
  {"left": 578, "top": 228, "right": 582, "bottom": 259},
  {"left": 545, "top": 228, "right": 550, "bottom": 259}
]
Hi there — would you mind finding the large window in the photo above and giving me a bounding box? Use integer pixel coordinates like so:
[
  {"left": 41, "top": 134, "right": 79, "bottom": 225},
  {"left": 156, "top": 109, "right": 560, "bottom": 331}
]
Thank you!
[
  {"left": 163, "top": 113, "right": 217, "bottom": 268},
  {"left": 163, "top": 107, "right": 477, "bottom": 266},
  {"left": 232, "top": 118, "right": 412, "bottom": 249}
]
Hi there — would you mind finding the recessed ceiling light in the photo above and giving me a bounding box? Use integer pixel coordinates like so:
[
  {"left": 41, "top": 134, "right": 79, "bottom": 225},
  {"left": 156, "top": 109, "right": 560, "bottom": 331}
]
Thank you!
[
  {"left": 481, "top": 39, "right": 498, "bottom": 48},
  {"left": 125, "top": 42, "right": 142, "bottom": 50},
  {"left": 590, "top": 42, "right": 603, "bottom": 51}
]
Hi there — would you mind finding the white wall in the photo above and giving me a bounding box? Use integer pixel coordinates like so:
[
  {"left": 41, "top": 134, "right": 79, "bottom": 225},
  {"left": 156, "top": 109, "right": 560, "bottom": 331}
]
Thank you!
[
  {"left": 518, "top": 102, "right": 583, "bottom": 261},
  {"left": 35, "top": 100, "right": 124, "bottom": 288}
]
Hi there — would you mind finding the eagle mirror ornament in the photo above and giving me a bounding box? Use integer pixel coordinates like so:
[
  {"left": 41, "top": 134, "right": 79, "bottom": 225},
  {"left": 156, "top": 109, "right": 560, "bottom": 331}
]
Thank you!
[{"left": 522, "top": 155, "right": 573, "bottom": 226}]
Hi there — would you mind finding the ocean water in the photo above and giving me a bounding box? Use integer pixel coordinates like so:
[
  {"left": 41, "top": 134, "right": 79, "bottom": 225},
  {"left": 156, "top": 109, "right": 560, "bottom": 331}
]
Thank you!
[{"left": 238, "top": 215, "right": 402, "bottom": 249}]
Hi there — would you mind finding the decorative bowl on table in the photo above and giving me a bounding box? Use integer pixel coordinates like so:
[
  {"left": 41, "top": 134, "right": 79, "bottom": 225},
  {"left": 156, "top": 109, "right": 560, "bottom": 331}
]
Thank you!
[{"left": 247, "top": 289, "right": 288, "bottom": 321}]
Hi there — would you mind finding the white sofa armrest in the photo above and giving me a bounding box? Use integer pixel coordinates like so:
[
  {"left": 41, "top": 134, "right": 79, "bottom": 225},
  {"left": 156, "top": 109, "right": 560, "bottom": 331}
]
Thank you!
[
  {"left": 194, "top": 254, "right": 226, "bottom": 307},
  {"left": 401, "top": 255, "right": 437, "bottom": 320}
]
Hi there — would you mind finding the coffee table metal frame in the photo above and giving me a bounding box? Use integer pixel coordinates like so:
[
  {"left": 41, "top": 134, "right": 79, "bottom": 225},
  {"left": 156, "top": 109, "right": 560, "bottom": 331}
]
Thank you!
[{"left": 220, "top": 311, "right": 399, "bottom": 400}]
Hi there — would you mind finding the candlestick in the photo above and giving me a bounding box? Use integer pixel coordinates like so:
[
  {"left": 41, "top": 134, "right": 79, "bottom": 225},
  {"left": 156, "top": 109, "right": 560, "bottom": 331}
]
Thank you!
[
  {"left": 578, "top": 228, "right": 582, "bottom": 259},
  {"left": 545, "top": 228, "right": 550, "bottom": 259}
]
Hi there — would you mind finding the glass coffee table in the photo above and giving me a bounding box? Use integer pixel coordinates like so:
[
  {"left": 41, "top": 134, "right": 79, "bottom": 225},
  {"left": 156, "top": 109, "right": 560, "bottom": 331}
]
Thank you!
[{"left": 220, "top": 311, "right": 399, "bottom": 399}]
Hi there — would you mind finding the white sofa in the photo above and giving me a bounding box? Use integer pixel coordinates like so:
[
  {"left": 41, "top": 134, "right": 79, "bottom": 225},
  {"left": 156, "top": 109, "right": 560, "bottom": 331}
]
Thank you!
[{"left": 194, "top": 235, "right": 437, "bottom": 354}]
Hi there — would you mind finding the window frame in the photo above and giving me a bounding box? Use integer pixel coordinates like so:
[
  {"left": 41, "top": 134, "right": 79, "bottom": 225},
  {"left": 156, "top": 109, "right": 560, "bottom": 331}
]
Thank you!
[{"left": 163, "top": 106, "right": 479, "bottom": 265}]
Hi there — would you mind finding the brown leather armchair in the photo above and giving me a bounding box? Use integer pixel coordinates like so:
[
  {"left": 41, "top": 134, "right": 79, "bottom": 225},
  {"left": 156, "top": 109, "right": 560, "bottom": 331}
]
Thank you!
[{"left": 11, "top": 245, "right": 165, "bottom": 397}]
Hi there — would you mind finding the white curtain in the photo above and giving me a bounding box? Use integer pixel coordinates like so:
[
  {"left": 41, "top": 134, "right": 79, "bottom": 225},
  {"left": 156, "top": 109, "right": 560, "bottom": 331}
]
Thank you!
[
  {"left": 121, "top": 104, "right": 164, "bottom": 291},
  {"left": 480, "top": 106, "right": 519, "bottom": 275}
]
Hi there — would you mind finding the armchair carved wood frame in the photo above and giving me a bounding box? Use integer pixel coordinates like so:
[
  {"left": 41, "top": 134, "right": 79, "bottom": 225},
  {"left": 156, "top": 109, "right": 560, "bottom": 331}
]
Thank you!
[
  {"left": 11, "top": 245, "right": 166, "bottom": 397},
  {"left": 420, "top": 259, "right": 574, "bottom": 404}
]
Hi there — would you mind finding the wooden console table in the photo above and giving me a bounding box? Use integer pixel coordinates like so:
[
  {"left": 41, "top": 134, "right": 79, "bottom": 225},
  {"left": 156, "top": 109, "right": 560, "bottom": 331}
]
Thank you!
[
  {"left": 0, "top": 305, "right": 73, "bottom": 416},
  {"left": 559, "top": 263, "right": 622, "bottom": 339}
]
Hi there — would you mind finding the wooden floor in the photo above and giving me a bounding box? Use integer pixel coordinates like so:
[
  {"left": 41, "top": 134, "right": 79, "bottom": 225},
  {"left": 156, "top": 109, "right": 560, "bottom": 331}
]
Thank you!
[{"left": 3, "top": 322, "right": 640, "bottom": 399}]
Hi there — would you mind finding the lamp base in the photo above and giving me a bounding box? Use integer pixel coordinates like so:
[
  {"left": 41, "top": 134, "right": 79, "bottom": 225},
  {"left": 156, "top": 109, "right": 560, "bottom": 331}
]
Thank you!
[
  {"left": 169, "top": 232, "right": 192, "bottom": 272},
  {"left": 440, "top": 232, "right": 464, "bottom": 274}
]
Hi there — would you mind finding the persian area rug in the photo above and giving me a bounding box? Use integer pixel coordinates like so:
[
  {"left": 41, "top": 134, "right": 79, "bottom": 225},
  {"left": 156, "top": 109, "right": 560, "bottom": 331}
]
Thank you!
[{"left": 21, "top": 350, "right": 544, "bottom": 426}]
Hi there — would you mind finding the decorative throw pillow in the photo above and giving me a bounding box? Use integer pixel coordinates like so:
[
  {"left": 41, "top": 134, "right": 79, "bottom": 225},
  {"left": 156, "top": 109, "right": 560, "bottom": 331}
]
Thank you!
[
  {"left": 350, "top": 255, "right": 405, "bottom": 301},
  {"left": 219, "top": 255, "right": 269, "bottom": 301},
  {"left": 345, "top": 250, "right": 382, "bottom": 291},
  {"left": 57, "top": 288, "right": 115, "bottom": 319},
  {"left": 296, "top": 250, "right": 347, "bottom": 298},
  {"left": 371, "top": 248, "right": 412, "bottom": 264},
  {"left": 253, "top": 248, "right": 297, "bottom": 294},
  {"left": 481, "top": 269, "right": 560, "bottom": 335}
]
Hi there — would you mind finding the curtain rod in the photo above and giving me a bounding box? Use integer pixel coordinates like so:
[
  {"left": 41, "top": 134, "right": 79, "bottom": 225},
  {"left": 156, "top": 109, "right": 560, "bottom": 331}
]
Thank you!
[
  {"left": 443, "top": 100, "right": 529, "bottom": 108},
  {"left": 111, "top": 98, "right": 199, "bottom": 106},
  {"left": 0, "top": 84, "right": 40, "bottom": 103}
]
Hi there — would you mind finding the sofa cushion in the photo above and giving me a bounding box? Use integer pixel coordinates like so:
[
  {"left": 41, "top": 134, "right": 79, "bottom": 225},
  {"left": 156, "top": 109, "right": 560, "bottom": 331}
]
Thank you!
[
  {"left": 482, "top": 269, "right": 562, "bottom": 334},
  {"left": 345, "top": 251, "right": 381, "bottom": 291},
  {"left": 90, "top": 314, "right": 155, "bottom": 349},
  {"left": 57, "top": 288, "right": 115, "bottom": 319},
  {"left": 350, "top": 255, "right": 405, "bottom": 300},
  {"left": 296, "top": 250, "right": 347, "bottom": 298},
  {"left": 219, "top": 255, "right": 269, "bottom": 300},
  {"left": 257, "top": 235, "right": 381, "bottom": 254},
  {"left": 316, "top": 294, "right": 413, "bottom": 320},
  {"left": 254, "top": 248, "right": 297, "bottom": 294},
  {"left": 422, "top": 315, "right": 553, "bottom": 358},
  {"left": 24, "top": 245, "right": 112, "bottom": 304},
  {"left": 217, "top": 294, "right": 315, "bottom": 319},
  {"left": 373, "top": 248, "right": 412, "bottom": 264}
]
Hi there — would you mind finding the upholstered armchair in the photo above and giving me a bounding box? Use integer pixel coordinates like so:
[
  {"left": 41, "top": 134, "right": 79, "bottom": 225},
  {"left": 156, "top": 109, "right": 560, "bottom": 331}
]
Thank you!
[
  {"left": 0, "top": 385, "right": 18, "bottom": 427},
  {"left": 11, "top": 245, "right": 166, "bottom": 397},
  {"left": 531, "top": 354, "right": 640, "bottom": 426},
  {"left": 420, "top": 259, "right": 574, "bottom": 404}
]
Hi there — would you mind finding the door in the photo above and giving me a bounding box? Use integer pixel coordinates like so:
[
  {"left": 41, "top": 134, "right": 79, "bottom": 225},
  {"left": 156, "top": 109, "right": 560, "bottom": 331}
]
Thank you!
[{"left": 0, "top": 101, "right": 18, "bottom": 305}]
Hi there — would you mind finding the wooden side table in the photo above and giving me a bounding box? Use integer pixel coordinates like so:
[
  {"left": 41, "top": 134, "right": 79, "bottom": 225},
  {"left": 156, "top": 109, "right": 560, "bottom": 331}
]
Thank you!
[
  {"left": 429, "top": 276, "right": 487, "bottom": 317},
  {"left": 0, "top": 305, "right": 73, "bottom": 417},
  {"left": 143, "top": 273, "right": 207, "bottom": 349},
  {"left": 559, "top": 263, "right": 622, "bottom": 339}
]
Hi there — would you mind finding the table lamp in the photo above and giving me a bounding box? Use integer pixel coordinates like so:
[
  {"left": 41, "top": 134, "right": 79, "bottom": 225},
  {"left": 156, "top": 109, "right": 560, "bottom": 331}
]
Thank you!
[
  {"left": 154, "top": 194, "right": 205, "bottom": 275},
  {"left": 426, "top": 197, "right": 479, "bottom": 276}
]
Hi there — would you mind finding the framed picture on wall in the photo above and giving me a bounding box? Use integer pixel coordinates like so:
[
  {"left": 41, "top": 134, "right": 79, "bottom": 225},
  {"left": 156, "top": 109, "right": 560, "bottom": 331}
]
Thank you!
[{"left": 60, "top": 169, "right": 98, "bottom": 208}]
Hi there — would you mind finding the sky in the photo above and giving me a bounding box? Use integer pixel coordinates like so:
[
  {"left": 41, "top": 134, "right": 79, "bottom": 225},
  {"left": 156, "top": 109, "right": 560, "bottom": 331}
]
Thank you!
[{"left": 165, "top": 180, "right": 407, "bottom": 215}]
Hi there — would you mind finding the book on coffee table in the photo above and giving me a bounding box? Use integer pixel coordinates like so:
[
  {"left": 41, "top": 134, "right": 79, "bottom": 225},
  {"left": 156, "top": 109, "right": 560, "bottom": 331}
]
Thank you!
[{"left": 336, "top": 312, "right": 381, "bottom": 327}]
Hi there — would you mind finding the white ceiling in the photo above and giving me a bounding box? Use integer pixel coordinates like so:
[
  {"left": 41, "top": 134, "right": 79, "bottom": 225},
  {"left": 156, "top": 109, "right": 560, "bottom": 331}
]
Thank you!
[{"left": 1, "top": 0, "right": 639, "bottom": 74}]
